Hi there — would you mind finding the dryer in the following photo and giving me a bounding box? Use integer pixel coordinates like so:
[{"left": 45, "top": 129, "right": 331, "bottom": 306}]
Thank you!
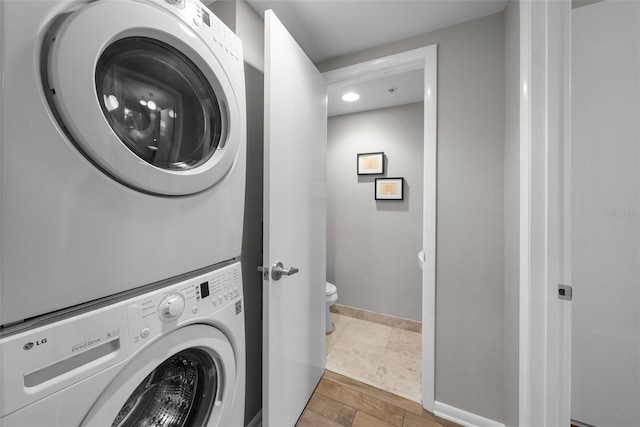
[
  {"left": 0, "top": 0, "right": 246, "bottom": 326},
  {"left": 0, "top": 261, "right": 245, "bottom": 426}
]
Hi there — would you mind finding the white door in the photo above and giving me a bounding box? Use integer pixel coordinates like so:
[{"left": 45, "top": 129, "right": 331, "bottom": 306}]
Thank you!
[
  {"left": 571, "top": 1, "right": 640, "bottom": 425},
  {"left": 263, "top": 10, "right": 327, "bottom": 427}
]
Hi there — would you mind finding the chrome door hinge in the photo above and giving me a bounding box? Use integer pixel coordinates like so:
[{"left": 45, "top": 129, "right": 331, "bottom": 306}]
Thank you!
[{"left": 558, "top": 284, "right": 572, "bottom": 301}]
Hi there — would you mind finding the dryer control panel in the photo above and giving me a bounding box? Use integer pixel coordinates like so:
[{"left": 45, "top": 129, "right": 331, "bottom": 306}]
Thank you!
[
  {"left": 127, "top": 262, "right": 243, "bottom": 348},
  {"left": 158, "top": 0, "right": 243, "bottom": 67}
]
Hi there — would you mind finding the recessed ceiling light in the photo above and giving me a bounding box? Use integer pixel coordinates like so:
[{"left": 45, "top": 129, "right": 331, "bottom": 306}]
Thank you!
[{"left": 341, "top": 92, "right": 360, "bottom": 102}]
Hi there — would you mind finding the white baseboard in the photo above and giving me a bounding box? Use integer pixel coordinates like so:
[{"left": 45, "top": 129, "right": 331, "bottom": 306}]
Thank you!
[
  {"left": 434, "top": 401, "right": 505, "bottom": 427},
  {"left": 246, "top": 410, "right": 262, "bottom": 427}
]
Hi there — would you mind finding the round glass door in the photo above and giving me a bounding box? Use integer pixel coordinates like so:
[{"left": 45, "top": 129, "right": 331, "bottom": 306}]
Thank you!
[
  {"left": 45, "top": 0, "right": 243, "bottom": 195},
  {"left": 96, "top": 37, "right": 224, "bottom": 171},
  {"left": 112, "top": 349, "right": 217, "bottom": 427}
]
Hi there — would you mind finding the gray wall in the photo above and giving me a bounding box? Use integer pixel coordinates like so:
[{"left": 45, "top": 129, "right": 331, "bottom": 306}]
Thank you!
[
  {"left": 207, "top": 1, "right": 264, "bottom": 425},
  {"left": 327, "top": 103, "right": 424, "bottom": 322},
  {"left": 503, "top": 1, "right": 520, "bottom": 426},
  {"left": 320, "top": 12, "right": 507, "bottom": 423}
]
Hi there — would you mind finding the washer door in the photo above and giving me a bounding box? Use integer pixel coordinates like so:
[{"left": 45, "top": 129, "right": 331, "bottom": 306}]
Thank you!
[
  {"left": 46, "top": 0, "right": 242, "bottom": 196},
  {"left": 81, "top": 325, "right": 237, "bottom": 427}
]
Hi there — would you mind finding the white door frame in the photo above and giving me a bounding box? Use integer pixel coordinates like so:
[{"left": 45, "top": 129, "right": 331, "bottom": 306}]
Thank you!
[
  {"left": 322, "top": 45, "right": 438, "bottom": 412},
  {"left": 519, "top": 0, "right": 572, "bottom": 425}
]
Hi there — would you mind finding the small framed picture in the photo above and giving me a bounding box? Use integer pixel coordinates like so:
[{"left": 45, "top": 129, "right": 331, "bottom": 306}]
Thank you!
[
  {"left": 357, "top": 152, "right": 385, "bottom": 175},
  {"left": 375, "top": 178, "right": 404, "bottom": 200}
]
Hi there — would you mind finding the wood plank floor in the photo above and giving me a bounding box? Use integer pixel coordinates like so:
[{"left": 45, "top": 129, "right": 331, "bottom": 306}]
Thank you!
[{"left": 296, "top": 370, "right": 462, "bottom": 427}]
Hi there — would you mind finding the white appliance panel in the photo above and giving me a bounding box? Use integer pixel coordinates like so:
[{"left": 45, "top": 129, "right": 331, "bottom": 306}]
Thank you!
[
  {"left": 0, "top": 0, "right": 246, "bottom": 326},
  {"left": 1, "top": 262, "right": 245, "bottom": 427}
]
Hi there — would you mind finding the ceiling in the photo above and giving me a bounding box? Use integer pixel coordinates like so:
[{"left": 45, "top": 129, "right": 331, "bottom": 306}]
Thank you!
[
  {"left": 246, "top": 0, "right": 507, "bottom": 64},
  {"left": 327, "top": 69, "right": 424, "bottom": 117},
  {"left": 243, "top": 0, "right": 508, "bottom": 116}
]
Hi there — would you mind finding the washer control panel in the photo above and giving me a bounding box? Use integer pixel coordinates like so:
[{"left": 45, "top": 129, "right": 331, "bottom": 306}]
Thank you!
[
  {"left": 128, "top": 262, "right": 242, "bottom": 347},
  {"left": 158, "top": 293, "right": 186, "bottom": 321},
  {"left": 0, "top": 262, "right": 242, "bottom": 419}
]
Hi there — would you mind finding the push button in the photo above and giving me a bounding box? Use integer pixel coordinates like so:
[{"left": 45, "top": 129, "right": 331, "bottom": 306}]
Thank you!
[{"left": 141, "top": 327, "right": 151, "bottom": 339}]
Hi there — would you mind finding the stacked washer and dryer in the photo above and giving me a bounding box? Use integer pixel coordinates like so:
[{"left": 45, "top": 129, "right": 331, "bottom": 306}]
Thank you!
[{"left": 0, "top": 0, "right": 246, "bottom": 425}]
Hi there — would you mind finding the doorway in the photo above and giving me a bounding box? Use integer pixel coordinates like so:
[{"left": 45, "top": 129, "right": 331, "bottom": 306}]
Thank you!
[
  {"left": 322, "top": 45, "right": 437, "bottom": 411},
  {"left": 325, "top": 99, "right": 425, "bottom": 403}
]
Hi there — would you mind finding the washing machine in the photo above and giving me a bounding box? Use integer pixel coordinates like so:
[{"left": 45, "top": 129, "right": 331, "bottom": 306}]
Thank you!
[
  {"left": 0, "top": 261, "right": 245, "bottom": 426},
  {"left": 0, "top": 0, "right": 246, "bottom": 326}
]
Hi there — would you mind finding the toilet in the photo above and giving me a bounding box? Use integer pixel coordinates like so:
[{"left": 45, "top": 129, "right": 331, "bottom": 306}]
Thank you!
[{"left": 325, "top": 282, "right": 338, "bottom": 333}]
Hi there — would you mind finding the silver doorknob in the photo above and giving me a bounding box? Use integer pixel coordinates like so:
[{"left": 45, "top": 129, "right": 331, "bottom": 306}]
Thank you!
[{"left": 271, "top": 261, "right": 299, "bottom": 281}]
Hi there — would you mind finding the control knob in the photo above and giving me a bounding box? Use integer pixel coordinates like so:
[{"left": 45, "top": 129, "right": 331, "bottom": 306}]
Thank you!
[{"left": 159, "top": 293, "right": 185, "bottom": 321}]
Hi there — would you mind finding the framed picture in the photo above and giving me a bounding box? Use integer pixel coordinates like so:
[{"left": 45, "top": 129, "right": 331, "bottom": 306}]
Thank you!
[
  {"left": 375, "top": 178, "right": 404, "bottom": 200},
  {"left": 357, "top": 152, "right": 384, "bottom": 175}
]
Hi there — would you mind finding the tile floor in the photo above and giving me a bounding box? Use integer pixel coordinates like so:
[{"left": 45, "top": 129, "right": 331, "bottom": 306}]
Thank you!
[{"left": 325, "top": 311, "right": 422, "bottom": 403}]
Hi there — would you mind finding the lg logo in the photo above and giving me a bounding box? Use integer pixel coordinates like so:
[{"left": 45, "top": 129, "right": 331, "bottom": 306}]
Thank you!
[{"left": 23, "top": 338, "right": 47, "bottom": 350}]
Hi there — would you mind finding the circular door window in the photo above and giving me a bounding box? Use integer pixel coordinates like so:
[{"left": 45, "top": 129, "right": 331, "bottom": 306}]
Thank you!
[
  {"left": 96, "top": 38, "right": 224, "bottom": 171},
  {"left": 45, "top": 0, "right": 244, "bottom": 195},
  {"left": 112, "top": 349, "right": 217, "bottom": 427},
  {"left": 81, "top": 325, "right": 237, "bottom": 426}
]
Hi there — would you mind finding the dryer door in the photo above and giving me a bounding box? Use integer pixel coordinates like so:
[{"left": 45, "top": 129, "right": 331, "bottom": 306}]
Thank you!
[
  {"left": 81, "top": 325, "right": 237, "bottom": 427},
  {"left": 45, "top": 0, "right": 243, "bottom": 196}
]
